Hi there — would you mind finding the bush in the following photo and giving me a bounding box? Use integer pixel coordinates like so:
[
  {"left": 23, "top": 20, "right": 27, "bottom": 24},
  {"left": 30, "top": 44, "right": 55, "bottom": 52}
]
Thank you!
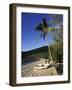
[{"left": 50, "top": 42, "right": 63, "bottom": 63}]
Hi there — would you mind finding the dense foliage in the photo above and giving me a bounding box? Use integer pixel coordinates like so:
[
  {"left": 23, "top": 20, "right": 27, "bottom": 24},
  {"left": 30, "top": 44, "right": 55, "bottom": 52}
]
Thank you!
[{"left": 50, "top": 42, "right": 63, "bottom": 63}]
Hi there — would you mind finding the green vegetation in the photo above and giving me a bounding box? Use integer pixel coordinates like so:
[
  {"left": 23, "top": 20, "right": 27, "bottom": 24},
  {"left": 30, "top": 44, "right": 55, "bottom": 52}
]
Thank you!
[
  {"left": 50, "top": 42, "right": 63, "bottom": 63},
  {"left": 22, "top": 46, "right": 49, "bottom": 58}
]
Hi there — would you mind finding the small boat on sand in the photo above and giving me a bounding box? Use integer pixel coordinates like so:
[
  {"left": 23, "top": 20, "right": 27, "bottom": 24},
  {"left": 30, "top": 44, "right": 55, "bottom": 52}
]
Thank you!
[{"left": 34, "top": 64, "right": 49, "bottom": 70}]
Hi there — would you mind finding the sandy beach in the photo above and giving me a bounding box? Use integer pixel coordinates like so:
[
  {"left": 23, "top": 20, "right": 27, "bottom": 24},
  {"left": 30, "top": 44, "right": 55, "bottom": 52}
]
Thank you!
[{"left": 21, "top": 58, "right": 58, "bottom": 77}]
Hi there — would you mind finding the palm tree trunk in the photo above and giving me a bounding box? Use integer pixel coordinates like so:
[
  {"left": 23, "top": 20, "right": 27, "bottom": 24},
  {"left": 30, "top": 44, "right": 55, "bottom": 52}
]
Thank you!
[
  {"left": 48, "top": 46, "right": 53, "bottom": 61},
  {"left": 46, "top": 36, "right": 53, "bottom": 64}
]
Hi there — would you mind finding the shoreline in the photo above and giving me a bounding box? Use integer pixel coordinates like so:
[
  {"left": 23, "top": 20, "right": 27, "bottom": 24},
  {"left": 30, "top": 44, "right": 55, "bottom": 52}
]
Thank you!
[{"left": 21, "top": 58, "right": 58, "bottom": 77}]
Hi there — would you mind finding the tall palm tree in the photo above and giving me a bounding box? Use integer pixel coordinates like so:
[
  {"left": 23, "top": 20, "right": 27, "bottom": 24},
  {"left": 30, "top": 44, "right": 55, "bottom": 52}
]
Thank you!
[{"left": 35, "top": 18, "right": 55, "bottom": 64}]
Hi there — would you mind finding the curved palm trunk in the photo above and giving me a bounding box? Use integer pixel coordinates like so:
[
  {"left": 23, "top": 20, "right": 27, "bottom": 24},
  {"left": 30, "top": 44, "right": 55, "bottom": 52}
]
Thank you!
[{"left": 45, "top": 36, "right": 53, "bottom": 64}]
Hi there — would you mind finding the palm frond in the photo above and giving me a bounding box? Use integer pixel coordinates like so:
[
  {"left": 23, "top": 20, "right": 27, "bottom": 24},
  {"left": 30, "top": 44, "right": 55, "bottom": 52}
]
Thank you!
[
  {"left": 35, "top": 23, "right": 43, "bottom": 32},
  {"left": 47, "top": 27, "right": 55, "bottom": 32},
  {"left": 42, "top": 18, "right": 48, "bottom": 28},
  {"left": 43, "top": 32, "right": 48, "bottom": 40},
  {"left": 35, "top": 33, "right": 44, "bottom": 42}
]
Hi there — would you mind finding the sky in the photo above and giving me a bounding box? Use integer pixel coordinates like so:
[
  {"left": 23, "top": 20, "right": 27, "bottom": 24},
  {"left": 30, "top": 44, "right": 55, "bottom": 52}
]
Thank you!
[{"left": 21, "top": 12, "right": 63, "bottom": 51}]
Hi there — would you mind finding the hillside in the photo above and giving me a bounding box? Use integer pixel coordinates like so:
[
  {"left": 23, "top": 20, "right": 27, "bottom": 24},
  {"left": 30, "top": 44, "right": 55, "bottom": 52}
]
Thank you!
[
  {"left": 22, "top": 42, "right": 63, "bottom": 64},
  {"left": 22, "top": 46, "right": 49, "bottom": 59}
]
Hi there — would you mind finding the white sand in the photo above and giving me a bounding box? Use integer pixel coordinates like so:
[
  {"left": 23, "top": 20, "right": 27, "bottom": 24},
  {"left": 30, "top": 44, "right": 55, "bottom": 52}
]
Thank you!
[{"left": 21, "top": 58, "right": 58, "bottom": 77}]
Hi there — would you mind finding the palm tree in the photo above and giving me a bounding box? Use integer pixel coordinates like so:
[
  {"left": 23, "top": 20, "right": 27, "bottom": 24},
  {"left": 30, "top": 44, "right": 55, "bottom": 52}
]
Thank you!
[{"left": 35, "top": 17, "right": 55, "bottom": 64}]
